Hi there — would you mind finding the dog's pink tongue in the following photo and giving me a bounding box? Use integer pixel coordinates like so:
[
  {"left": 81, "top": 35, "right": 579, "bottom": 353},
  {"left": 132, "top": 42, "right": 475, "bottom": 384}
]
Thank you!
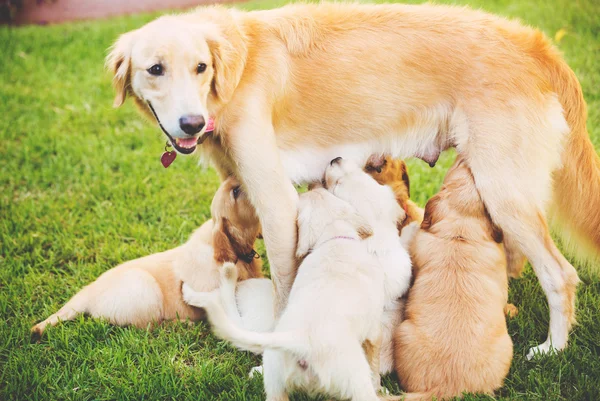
[{"left": 176, "top": 138, "right": 197, "bottom": 148}]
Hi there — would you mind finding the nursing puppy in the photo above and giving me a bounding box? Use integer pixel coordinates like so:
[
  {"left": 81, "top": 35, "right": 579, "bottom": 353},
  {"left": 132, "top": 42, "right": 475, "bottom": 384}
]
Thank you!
[
  {"left": 31, "top": 177, "right": 262, "bottom": 338},
  {"left": 394, "top": 157, "right": 513, "bottom": 400},
  {"left": 185, "top": 187, "right": 390, "bottom": 401},
  {"left": 365, "top": 156, "right": 424, "bottom": 230},
  {"left": 325, "top": 157, "right": 413, "bottom": 375}
]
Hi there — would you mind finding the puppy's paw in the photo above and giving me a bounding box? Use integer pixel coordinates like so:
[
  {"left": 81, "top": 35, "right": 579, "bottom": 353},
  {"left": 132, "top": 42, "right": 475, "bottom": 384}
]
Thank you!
[
  {"left": 182, "top": 283, "right": 212, "bottom": 308},
  {"left": 504, "top": 303, "right": 519, "bottom": 318},
  {"left": 248, "top": 365, "right": 263, "bottom": 378},
  {"left": 526, "top": 341, "right": 558, "bottom": 360},
  {"left": 400, "top": 221, "right": 419, "bottom": 248},
  {"left": 221, "top": 262, "right": 238, "bottom": 283}
]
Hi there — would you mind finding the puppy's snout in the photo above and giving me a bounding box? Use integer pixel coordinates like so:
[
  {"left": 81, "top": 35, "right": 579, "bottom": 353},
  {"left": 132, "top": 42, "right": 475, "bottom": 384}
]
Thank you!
[
  {"left": 179, "top": 115, "right": 205, "bottom": 135},
  {"left": 330, "top": 157, "right": 343, "bottom": 166}
]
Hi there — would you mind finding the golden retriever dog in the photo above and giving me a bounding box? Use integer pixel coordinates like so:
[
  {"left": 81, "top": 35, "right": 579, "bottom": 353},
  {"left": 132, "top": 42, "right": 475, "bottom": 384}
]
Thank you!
[
  {"left": 184, "top": 187, "right": 391, "bottom": 401},
  {"left": 107, "top": 3, "right": 597, "bottom": 356},
  {"left": 365, "top": 155, "right": 424, "bottom": 230},
  {"left": 31, "top": 177, "right": 262, "bottom": 338},
  {"left": 394, "top": 157, "right": 512, "bottom": 400}
]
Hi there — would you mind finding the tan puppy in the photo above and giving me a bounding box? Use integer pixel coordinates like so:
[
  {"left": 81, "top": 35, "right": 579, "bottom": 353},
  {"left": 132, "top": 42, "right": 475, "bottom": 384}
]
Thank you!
[
  {"left": 394, "top": 157, "right": 512, "bottom": 400},
  {"left": 365, "top": 156, "right": 424, "bottom": 230},
  {"left": 31, "top": 177, "right": 262, "bottom": 338},
  {"left": 107, "top": 3, "right": 593, "bottom": 355}
]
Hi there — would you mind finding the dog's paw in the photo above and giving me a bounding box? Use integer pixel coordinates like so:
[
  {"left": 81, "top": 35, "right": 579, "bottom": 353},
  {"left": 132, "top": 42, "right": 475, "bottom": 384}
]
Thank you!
[
  {"left": 526, "top": 341, "right": 558, "bottom": 360},
  {"left": 182, "top": 283, "right": 211, "bottom": 307},
  {"left": 221, "top": 262, "right": 238, "bottom": 283},
  {"left": 248, "top": 365, "right": 263, "bottom": 379},
  {"left": 400, "top": 221, "right": 419, "bottom": 247},
  {"left": 504, "top": 303, "right": 519, "bottom": 318}
]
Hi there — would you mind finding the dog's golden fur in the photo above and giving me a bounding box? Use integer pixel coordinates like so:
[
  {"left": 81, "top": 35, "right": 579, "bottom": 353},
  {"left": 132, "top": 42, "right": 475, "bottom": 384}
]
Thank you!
[
  {"left": 365, "top": 156, "right": 424, "bottom": 230},
  {"left": 108, "top": 2, "right": 595, "bottom": 354},
  {"left": 394, "top": 157, "right": 512, "bottom": 400},
  {"left": 31, "top": 177, "right": 262, "bottom": 338}
]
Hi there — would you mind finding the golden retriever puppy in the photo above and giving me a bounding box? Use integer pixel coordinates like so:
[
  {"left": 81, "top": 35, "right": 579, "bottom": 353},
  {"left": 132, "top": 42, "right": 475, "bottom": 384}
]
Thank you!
[
  {"left": 364, "top": 155, "right": 424, "bottom": 230},
  {"left": 107, "top": 3, "right": 592, "bottom": 355},
  {"left": 184, "top": 187, "right": 391, "bottom": 401},
  {"left": 394, "top": 157, "right": 512, "bottom": 400},
  {"left": 31, "top": 177, "right": 262, "bottom": 338},
  {"left": 325, "top": 157, "right": 413, "bottom": 376}
]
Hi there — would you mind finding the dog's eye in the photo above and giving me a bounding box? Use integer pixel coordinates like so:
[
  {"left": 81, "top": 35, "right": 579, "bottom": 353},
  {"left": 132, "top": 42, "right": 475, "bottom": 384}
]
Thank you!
[
  {"left": 147, "top": 64, "right": 164, "bottom": 76},
  {"left": 197, "top": 63, "right": 207, "bottom": 74},
  {"left": 232, "top": 186, "right": 241, "bottom": 199}
]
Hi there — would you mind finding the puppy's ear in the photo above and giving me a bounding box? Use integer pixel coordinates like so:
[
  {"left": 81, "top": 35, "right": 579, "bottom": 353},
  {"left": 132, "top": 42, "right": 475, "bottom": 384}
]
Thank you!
[
  {"left": 348, "top": 211, "right": 373, "bottom": 239},
  {"left": 400, "top": 161, "right": 410, "bottom": 198},
  {"left": 307, "top": 180, "right": 324, "bottom": 191},
  {"left": 207, "top": 28, "right": 247, "bottom": 104},
  {"left": 484, "top": 208, "right": 504, "bottom": 243},
  {"left": 365, "top": 154, "right": 387, "bottom": 173},
  {"left": 106, "top": 31, "right": 135, "bottom": 107},
  {"left": 421, "top": 196, "right": 439, "bottom": 230},
  {"left": 213, "top": 218, "right": 237, "bottom": 263}
]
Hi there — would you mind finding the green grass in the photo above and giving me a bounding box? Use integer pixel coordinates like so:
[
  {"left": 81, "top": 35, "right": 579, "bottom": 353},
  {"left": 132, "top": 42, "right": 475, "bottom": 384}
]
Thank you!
[{"left": 1, "top": 0, "right": 599, "bottom": 399}]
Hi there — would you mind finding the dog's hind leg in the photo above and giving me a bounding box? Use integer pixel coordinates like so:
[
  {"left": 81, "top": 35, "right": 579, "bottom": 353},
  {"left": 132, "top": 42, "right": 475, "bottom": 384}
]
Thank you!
[
  {"left": 462, "top": 101, "right": 580, "bottom": 357},
  {"left": 31, "top": 288, "right": 90, "bottom": 340},
  {"left": 263, "top": 350, "right": 290, "bottom": 401},
  {"left": 363, "top": 327, "right": 383, "bottom": 393}
]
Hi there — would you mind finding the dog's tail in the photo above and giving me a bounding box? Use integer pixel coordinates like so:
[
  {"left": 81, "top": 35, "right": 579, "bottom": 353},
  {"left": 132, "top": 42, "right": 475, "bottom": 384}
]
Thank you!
[
  {"left": 539, "top": 40, "right": 600, "bottom": 268},
  {"left": 197, "top": 289, "right": 307, "bottom": 356}
]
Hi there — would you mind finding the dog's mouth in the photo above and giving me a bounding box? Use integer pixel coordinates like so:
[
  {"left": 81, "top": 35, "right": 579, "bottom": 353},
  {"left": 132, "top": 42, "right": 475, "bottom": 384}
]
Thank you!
[
  {"left": 166, "top": 133, "right": 202, "bottom": 155},
  {"left": 148, "top": 102, "right": 213, "bottom": 155}
]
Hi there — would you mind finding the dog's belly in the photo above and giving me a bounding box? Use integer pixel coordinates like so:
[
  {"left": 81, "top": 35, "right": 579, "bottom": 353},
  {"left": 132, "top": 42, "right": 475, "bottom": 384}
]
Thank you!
[{"left": 277, "top": 115, "right": 451, "bottom": 185}]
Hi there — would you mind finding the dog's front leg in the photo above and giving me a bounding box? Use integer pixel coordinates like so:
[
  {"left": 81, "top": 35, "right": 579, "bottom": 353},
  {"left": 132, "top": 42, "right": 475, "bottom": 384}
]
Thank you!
[{"left": 227, "top": 117, "right": 299, "bottom": 317}]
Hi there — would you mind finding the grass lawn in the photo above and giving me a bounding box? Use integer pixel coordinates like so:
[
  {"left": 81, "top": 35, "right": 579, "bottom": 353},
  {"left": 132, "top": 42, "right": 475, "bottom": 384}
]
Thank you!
[{"left": 1, "top": 0, "right": 599, "bottom": 399}]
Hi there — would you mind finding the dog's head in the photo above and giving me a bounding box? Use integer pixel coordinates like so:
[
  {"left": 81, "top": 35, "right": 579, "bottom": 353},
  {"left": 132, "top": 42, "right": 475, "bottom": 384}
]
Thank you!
[
  {"left": 324, "top": 156, "right": 406, "bottom": 234},
  {"left": 365, "top": 155, "right": 411, "bottom": 203},
  {"left": 106, "top": 7, "right": 247, "bottom": 154},
  {"left": 296, "top": 187, "right": 372, "bottom": 259},
  {"left": 210, "top": 176, "right": 261, "bottom": 265},
  {"left": 421, "top": 156, "right": 503, "bottom": 244}
]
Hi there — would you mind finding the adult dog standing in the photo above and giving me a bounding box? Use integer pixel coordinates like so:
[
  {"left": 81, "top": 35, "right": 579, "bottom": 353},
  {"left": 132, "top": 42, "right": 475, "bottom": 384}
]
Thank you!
[{"left": 107, "top": 3, "right": 599, "bottom": 356}]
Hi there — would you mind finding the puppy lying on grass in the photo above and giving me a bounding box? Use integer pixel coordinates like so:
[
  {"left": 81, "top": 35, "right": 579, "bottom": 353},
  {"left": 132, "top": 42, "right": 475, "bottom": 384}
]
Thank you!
[
  {"left": 394, "top": 156, "right": 513, "bottom": 400},
  {"left": 31, "top": 177, "right": 262, "bottom": 339},
  {"left": 184, "top": 185, "right": 392, "bottom": 401}
]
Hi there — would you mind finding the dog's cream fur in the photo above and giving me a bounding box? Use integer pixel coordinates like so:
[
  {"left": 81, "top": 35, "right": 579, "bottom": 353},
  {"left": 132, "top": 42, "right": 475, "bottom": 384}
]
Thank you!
[
  {"left": 31, "top": 177, "right": 262, "bottom": 338},
  {"left": 108, "top": 2, "right": 599, "bottom": 354},
  {"left": 325, "top": 157, "right": 413, "bottom": 374},
  {"left": 184, "top": 187, "right": 391, "bottom": 401},
  {"left": 394, "top": 157, "right": 513, "bottom": 400}
]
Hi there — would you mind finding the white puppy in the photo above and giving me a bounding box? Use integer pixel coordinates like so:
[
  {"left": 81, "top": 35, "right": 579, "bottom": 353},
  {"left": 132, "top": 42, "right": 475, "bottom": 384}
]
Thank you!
[
  {"left": 324, "top": 156, "right": 414, "bottom": 374},
  {"left": 184, "top": 188, "right": 387, "bottom": 401}
]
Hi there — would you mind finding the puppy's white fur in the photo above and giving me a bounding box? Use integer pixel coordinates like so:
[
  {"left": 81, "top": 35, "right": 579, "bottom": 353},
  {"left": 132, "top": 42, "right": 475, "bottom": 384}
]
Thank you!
[
  {"left": 185, "top": 188, "right": 387, "bottom": 401},
  {"left": 325, "top": 158, "right": 414, "bottom": 374}
]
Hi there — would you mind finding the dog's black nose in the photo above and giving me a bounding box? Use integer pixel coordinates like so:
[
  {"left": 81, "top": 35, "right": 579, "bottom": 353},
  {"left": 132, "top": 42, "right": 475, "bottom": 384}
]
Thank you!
[
  {"left": 330, "top": 157, "right": 343, "bottom": 166},
  {"left": 179, "top": 115, "right": 205, "bottom": 135}
]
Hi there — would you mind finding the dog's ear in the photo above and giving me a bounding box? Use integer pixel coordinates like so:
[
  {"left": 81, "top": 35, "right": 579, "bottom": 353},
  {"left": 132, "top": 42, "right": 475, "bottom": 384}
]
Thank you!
[
  {"left": 365, "top": 154, "right": 387, "bottom": 173},
  {"left": 348, "top": 211, "right": 373, "bottom": 239},
  {"left": 483, "top": 208, "right": 504, "bottom": 243},
  {"left": 400, "top": 161, "right": 410, "bottom": 198},
  {"left": 106, "top": 31, "right": 135, "bottom": 108},
  {"left": 213, "top": 218, "right": 237, "bottom": 263},
  {"left": 421, "top": 196, "right": 439, "bottom": 230},
  {"left": 207, "top": 27, "right": 247, "bottom": 105}
]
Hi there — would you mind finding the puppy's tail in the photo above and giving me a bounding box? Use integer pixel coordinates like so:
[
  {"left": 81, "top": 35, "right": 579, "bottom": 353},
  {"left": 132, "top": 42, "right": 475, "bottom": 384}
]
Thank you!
[
  {"left": 198, "top": 288, "right": 307, "bottom": 356},
  {"left": 543, "top": 42, "right": 600, "bottom": 269}
]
